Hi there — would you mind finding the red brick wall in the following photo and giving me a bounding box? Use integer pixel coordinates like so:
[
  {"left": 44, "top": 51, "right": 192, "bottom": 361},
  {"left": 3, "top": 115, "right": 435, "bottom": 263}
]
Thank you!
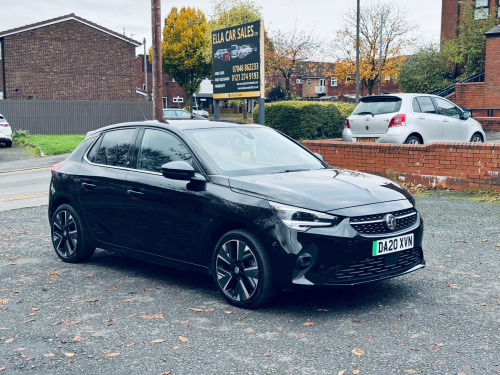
[
  {"left": 484, "top": 33, "right": 500, "bottom": 108},
  {"left": 477, "top": 118, "right": 500, "bottom": 132},
  {"left": 3, "top": 20, "right": 138, "bottom": 101},
  {"left": 453, "top": 82, "right": 485, "bottom": 108},
  {"left": 302, "top": 140, "right": 500, "bottom": 191},
  {"left": 441, "top": 0, "right": 459, "bottom": 42}
]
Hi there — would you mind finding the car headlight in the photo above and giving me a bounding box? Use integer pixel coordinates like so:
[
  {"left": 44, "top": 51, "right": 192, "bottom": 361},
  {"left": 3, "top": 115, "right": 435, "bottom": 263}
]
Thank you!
[{"left": 269, "top": 201, "right": 341, "bottom": 232}]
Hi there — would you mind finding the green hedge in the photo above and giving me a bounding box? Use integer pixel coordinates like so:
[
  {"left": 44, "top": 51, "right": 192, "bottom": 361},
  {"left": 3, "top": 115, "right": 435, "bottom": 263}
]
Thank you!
[{"left": 252, "top": 101, "right": 348, "bottom": 140}]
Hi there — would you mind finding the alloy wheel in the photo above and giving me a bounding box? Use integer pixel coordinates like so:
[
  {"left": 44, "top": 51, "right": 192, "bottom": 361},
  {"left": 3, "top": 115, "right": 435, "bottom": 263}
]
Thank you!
[
  {"left": 215, "top": 239, "right": 259, "bottom": 302},
  {"left": 52, "top": 210, "right": 78, "bottom": 259}
]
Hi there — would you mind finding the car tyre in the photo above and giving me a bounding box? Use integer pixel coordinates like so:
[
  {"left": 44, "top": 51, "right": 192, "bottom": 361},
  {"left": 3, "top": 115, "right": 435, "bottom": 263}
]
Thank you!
[
  {"left": 51, "top": 204, "right": 95, "bottom": 263},
  {"left": 5, "top": 140, "right": 12, "bottom": 147},
  {"left": 212, "top": 229, "right": 276, "bottom": 309},
  {"left": 404, "top": 135, "right": 421, "bottom": 145},
  {"left": 470, "top": 133, "right": 483, "bottom": 143}
]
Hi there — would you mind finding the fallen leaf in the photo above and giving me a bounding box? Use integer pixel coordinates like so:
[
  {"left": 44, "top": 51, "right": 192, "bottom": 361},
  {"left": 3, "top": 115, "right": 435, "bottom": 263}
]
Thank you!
[
  {"left": 0, "top": 299, "right": 8, "bottom": 305},
  {"left": 122, "top": 299, "right": 133, "bottom": 302},
  {"left": 481, "top": 239, "right": 488, "bottom": 242},
  {"left": 317, "top": 309, "right": 328, "bottom": 312},
  {"left": 72, "top": 336, "right": 82, "bottom": 342},
  {"left": 160, "top": 371, "right": 171, "bottom": 375},
  {"left": 205, "top": 308, "right": 215, "bottom": 312},
  {"left": 188, "top": 308, "right": 204, "bottom": 312},
  {"left": 337, "top": 371, "right": 345, "bottom": 375},
  {"left": 121, "top": 343, "right": 134, "bottom": 347},
  {"left": 264, "top": 353, "right": 270, "bottom": 357},
  {"left": 140, "top": 314, "right": 164, "bottom": 320},
  {"left": 469, "top": 274, "right": 480, "bottom": 278},
  {"left": 87, "top": 299, "right": 98, "bottom": 303},
  {"left": 47, "top": 272, "right": 59, "bottom": 276},
  {"left": 353, "top": 370, "right": 360, "bottom": 374},
  {"left": 480, "top": 303, "right": 487, "bottom": 306},
  {"left": 43, "top": 353, "right": 55, "bottom": 358},
  {"left": 64, "top": 353, "right": 76, "bottom": 358},
  {"left": 178, "top": 336, "right": 188, "bottom": 343},
  {"left": 428, "top": 343, "right": 444, "bottom": 351},
  {"left": 223, "top": 310, "right": 232, "bottom": 314},
  {"left": 237, "top": 317, "right": 245, "bottom": 321},
  {"left": 303, "top": 322, "right": 315, "bottom": 326},
  {"left": 83, "top": 273, "right": 94, "bottom": 277},
  {"left": 103, "top": 352, "right": 120, "bottom": 358},
  {"left": 446, "top": 283, "right": 460, "bottom": 289},
  {"left": 297, "top": 334, "right": 306, "bottom": 338},
  {"left": 0, "top": 367, "right": 6, "bottom": 372},
  {"left": 5, "top": 338, "right": 14, "bottom": 344},
  {"left": 404, "top": 370, "right": 419, "bottom": 374},
  {"left": 150, "top": 339, "right": 165, "bottom": 343},
  {"left": 351, "top": 348, "right": 364, "bottom": 356}
]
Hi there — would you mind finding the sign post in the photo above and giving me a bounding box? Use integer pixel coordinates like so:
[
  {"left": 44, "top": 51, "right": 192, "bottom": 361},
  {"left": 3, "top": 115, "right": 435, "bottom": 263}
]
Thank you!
[{"left": 211, "top": 20, "right": 265, "bottom": 124}]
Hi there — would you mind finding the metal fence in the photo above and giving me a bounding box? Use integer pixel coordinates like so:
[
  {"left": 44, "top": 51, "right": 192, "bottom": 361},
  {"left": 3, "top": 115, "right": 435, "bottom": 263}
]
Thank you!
[{"left": 0, "top": 100, "right": 153, "bottom": 134}]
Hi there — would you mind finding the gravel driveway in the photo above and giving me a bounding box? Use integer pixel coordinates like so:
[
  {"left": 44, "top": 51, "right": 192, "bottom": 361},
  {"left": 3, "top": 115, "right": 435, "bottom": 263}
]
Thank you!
[{"left": 0, "top": 194, "right": 499, "bottom": 374}]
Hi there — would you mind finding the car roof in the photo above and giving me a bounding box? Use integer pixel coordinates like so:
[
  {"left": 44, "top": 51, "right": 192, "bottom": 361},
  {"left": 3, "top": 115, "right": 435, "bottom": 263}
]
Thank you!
[{"left": 86, "top": 120, "right": 265, "bottom": 137}]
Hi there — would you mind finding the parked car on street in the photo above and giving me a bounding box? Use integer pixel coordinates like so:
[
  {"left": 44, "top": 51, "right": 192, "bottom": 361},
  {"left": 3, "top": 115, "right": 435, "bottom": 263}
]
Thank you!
[
  {"left": 163, "top": 108, "right": 205, "bottom": 120},
  {"left": 48, "top": 120, "right": 425, "bottom": 308},
  {"left": 342, "top": 93, "right": 485, "bottom": 144},
  {"left": 0, "top": 114, "right": 12, "bottom": 147}
]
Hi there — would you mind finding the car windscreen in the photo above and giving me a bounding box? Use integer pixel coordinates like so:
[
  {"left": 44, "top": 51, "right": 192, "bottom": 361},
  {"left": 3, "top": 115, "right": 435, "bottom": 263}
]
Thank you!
[
  {"left": 188, "top": 127, "right": 325, "bottom": 176},
  {"left": 352, "top": 96, "right": 402, "bottom": 115}
]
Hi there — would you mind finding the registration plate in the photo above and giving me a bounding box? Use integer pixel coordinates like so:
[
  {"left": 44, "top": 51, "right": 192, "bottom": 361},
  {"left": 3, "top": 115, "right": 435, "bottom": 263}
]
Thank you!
[
  {"left": 372, "top": 233, "right": 414, "bottom": 256},
  {"left": 356, "top": 138, "right": 376, "bottom": 143}
]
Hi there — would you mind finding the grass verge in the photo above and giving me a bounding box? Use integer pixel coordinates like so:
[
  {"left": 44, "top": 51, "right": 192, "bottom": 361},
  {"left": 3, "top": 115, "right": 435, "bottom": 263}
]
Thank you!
[{"left": 14, "top": 134, "right": 85, "bottom": 156}]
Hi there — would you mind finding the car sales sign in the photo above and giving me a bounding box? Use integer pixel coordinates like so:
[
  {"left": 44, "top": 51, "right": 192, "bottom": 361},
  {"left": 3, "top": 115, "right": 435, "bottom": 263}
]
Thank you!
[{"left": 212, "top": 20, "right": 264, "bottom": 100}]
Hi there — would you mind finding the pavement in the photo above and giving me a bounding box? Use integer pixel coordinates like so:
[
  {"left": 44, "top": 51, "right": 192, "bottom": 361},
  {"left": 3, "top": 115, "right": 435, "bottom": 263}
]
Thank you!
[{"left": 0, "top": 144, "right": 69, "bottom": 173}]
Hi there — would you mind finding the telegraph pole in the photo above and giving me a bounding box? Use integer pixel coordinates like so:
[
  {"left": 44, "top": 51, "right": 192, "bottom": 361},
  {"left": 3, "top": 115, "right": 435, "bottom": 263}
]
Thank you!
[
  {"left": 355, "top": 0, "right": 360, "bottom": 103},
  {"left": 151, "top": 0, "right": 164, "bottom": 122}
]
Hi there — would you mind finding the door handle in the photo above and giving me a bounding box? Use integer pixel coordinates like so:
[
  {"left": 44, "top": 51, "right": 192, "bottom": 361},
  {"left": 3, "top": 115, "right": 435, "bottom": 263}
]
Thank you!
[
  {"left": 81, "top": 182, "right": 96, "bottom": 191},
  {"left": 443, "top": 119, "right": 450, "bottom": 123},
  {"left": 127, "top": 189, "right": 144, "bottom": 199},
  {"left": 417, "top": 117, "right": 425, "bottom": 120}
]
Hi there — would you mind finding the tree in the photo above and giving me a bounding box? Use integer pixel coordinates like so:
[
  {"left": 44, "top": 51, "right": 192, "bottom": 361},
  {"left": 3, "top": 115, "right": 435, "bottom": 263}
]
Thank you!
[
  {"left": 396, "top": 44, "right": 454, "bottom": 93},
  {"left": 441, "top": 1, "right": 496, "bottom": 79},
  {"left": 265, "top": 23, "right": 323, "bottom": 99},
  {"left": 160, "top": 7, "right": 211, "bottom": 109},
  {"left": 267, "top": 83, "right": 287, "bottom": 102},
  {"left": 331, "top": 2, "right": 416, "bottom": 95},
  {"left": 204, "top": 0, "right": 262, "bottom": 64}
]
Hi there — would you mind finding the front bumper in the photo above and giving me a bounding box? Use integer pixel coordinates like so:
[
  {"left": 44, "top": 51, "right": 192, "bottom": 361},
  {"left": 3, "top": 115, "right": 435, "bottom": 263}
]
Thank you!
[{"left": 271, "top": 209, "right": 425, "bottom": 288}]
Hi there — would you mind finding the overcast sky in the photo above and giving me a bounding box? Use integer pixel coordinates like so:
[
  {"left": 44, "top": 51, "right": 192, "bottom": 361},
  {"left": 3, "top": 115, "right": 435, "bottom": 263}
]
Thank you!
[{"left": 2, "top": 0, "right": 442, "bottom": 57}]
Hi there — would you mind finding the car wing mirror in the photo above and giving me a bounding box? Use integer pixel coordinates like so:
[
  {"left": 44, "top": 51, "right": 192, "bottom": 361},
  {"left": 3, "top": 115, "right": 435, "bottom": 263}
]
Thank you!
[
  {"left": 460, "top": 110, "right": 470, "bottom": 120},
  {"left": 161, "top": 160, "right": 196, "bottom": 180},
  {"left": 313, "top": 152, "right": 325, "bottom": 162}
]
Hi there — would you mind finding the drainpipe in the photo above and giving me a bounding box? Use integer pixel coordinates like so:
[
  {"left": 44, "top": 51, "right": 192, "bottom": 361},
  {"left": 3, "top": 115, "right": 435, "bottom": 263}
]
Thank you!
[{"left": 1, "top": 38, "right": 6, "bottom": 99}]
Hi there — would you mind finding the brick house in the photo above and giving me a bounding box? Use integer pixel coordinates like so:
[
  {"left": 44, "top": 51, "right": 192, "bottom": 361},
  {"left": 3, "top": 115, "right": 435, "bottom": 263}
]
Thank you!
[
  {"left": 0, "top": 13, "right": 142, "bottom": 101},
  {"left": 441, "top": 1, "right": 500, "bottom": 131},
  {"left": 135, "top": 54, "right": 189, "bottom": 108},
  {"left": 266, "top": 61, "right": 400, "bottom": 100}
]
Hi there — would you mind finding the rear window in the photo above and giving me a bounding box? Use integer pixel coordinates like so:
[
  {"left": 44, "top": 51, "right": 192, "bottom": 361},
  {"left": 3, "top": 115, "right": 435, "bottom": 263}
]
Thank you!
[
  {"left": 86, "top": 128, "right": 136, "bottom": 167},
  {"left": 352, "top": 96, "right": 402, "bottom": 115}
]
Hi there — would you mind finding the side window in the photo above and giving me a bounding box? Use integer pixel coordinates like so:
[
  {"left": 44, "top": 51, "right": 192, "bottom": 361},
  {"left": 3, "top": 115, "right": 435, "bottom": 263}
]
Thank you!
[
  {"left": 87, "top": 128, "right": 135, "bottom": 167},
  {"left": 434, "top": 97, "right": 460, "bottom": 118},
  {"left": 415, "top": 97, "right": 436, "bottom": 114},
  {"left": 137, "top": 129, "right": 193, "bottom": 173},
  {"left": 412, "top": 98, "right": 422, "bottom": 113}
]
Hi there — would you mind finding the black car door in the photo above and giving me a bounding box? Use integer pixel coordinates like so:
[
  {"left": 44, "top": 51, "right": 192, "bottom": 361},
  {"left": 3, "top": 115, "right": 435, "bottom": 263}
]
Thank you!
[
  {"left": 123, "top": 128, "right": 208, "bottom": 264},
  {"left": 77, "top": 127, "right": 137, "bottom": 248}
]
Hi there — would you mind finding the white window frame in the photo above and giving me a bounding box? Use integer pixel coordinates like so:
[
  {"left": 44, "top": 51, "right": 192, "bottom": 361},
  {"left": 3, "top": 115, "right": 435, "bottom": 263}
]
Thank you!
[
  {"left": 173, "top": 96, "right": 183, "bottom": 103},
  {"left": 331, "top": 77, "right": 337, "bottom": 86},
  {"left": 474, "top": 0, "right": 489, "bottom": 20},
  {"left": 296, "top": 78, "right": 302, "bottom": 84},
  {"left": 306, "top": 79, "right": 311, "bottom": 85},
  {"left": 163, "top": 96, "right": 168, "bottom": 109}
]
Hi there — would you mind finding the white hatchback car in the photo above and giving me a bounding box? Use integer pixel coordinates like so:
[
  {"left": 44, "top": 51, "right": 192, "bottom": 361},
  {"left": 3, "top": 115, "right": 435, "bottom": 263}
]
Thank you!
[
  {"left": 0, "top": 114, "right": 13, "bottom": 147},
  {"left": 342, "top": 93, "right": 485, "bottom": 144}
]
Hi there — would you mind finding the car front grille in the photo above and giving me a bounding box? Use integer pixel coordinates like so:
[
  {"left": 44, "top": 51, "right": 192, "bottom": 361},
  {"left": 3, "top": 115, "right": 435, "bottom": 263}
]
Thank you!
[
  {"left": 350, "top": 208, "right": 418, "bottom": 235},
  {"left": 327, "top": 247, "right": 423, "bottom": 283}
]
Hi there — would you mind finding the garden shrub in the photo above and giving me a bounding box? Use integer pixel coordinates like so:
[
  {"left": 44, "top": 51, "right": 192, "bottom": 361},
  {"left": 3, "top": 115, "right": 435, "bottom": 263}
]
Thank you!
[{"left": 253, "top": 101, "right": 344, "bottom": 140}]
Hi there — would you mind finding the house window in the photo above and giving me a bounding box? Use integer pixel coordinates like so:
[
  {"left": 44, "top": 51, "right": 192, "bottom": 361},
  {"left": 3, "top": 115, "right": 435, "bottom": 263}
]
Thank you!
[
  {"left": 296, "top": 78, "right": 302, "bottom": 84},
  {"left": 331, "top": 77, "right": 338, "bottom": 86},
  {"left": 306, "top": 79, "right": 311, "bottom": 85},
  {"left": 173, "top": 96, "right": 183, "bottom": 103},
  {"left": 474, "top": 0, "right": 489, "bottom": 20},
  {"left": 346, "top": 76, "right": 352, "bottom": 84}
]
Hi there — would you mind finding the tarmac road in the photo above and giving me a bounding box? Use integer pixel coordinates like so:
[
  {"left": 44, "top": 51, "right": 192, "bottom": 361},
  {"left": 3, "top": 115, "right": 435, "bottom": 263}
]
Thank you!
[{"left": 0, "top": 194, "right": 499, "bottom": 374}]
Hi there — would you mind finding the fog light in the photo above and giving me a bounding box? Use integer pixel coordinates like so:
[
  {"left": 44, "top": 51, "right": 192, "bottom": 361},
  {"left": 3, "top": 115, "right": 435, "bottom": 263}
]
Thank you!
[{"left": 296, "top": 253, "right": 312, "bottom": 268}]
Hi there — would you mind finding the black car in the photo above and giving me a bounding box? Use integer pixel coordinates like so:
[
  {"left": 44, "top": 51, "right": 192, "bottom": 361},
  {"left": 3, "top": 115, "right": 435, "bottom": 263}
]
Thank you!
[{"left": 49, "top": 120, "right": 425, "bottom": 308}]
